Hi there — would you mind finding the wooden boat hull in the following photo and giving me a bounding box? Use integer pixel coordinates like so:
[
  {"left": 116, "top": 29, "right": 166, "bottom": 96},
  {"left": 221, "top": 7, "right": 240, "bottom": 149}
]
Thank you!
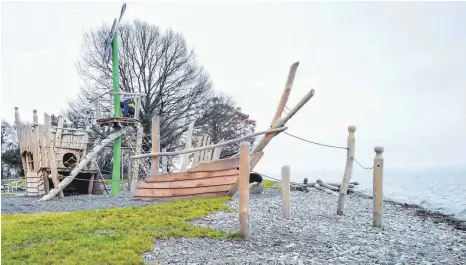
[{"left": 134, "top": 152, "right": 264, "bottom": 201}]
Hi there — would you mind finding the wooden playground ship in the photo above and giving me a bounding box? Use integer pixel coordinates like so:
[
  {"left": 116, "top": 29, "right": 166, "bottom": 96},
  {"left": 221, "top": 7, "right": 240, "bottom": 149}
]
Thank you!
[
  {"left": 132, "top": 62, "right": 315, "bottom": 201},
  {"left": 38, "top": 62, "right": 314, "bottom": 202},
  {"left": 14, "top": 108, "right": 103, "bottom": 196}
]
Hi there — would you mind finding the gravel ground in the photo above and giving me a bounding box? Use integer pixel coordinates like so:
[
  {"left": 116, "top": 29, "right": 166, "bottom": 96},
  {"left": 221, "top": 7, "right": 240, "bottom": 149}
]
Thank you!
[
  {"left": 1, "top": 191, "right": 164, "bottom": 214},
  {"left": 143, "top": 188, "right": 466, "bottom": 265}
]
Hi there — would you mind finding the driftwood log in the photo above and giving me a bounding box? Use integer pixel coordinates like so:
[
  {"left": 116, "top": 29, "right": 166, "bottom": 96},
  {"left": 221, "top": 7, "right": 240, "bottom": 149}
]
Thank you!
[{"left": 290, "top": 179, "right": 359, "bottom": 195}]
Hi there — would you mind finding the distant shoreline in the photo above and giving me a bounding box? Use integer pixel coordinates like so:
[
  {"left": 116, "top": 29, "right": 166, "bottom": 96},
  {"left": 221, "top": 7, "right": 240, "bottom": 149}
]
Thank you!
[{"left": 353, "top": 191, "right": 466, "bottom": 231}]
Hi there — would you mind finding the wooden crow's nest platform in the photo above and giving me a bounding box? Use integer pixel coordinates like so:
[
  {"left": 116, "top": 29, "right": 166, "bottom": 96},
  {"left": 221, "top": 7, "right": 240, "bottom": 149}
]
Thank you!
[{"left": 96, "top": 117, "right": 140, "bottom": 127}]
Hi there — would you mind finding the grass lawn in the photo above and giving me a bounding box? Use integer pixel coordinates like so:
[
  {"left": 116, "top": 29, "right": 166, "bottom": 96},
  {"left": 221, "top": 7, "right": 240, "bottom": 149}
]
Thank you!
[
  {"left": 1, "top": 197, "right": 238, "bottom": 265},
  {"left": 263, "top": 179, "right": 281, "bottom": 189}
]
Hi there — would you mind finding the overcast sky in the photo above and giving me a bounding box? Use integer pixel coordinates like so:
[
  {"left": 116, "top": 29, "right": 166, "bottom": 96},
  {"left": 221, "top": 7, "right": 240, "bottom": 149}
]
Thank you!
[{"left": 2, "top": 1, "right": 466, "bottom": 175}]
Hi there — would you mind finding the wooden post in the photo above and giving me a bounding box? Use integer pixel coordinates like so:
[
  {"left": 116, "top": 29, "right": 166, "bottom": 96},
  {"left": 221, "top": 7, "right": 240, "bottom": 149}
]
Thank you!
[
  {"left": 151, "top": 116, "right": 160, "bottom": 176},
  {"left": 42, "top": 170, "right": 50, "bottom": 194},
  {"left": 337, "top": 125, "right": 356, "bottom": 215},
  {"left": 373, "top": 146, "right": 384, "bottom": 228},
  {"left": 282, "top": 165, "right": 291, "bottom": 219},
  {"left": 55, "top": 117, "right": 64, "bottom": 148},
  {"left": 31, "top": 110, "right": 40, "bottom": 171},
  {"left": 88, "top": 174, "right": 95, "bottom": 195},
  {"left": 239, "top": 141, "right": 250, "bottom": 239},
  {"left": 39, "top": 125, "right": 48, "bottom": 168},
  {"left": 44, "top": 113, "right": 64, "bottom": 198}
]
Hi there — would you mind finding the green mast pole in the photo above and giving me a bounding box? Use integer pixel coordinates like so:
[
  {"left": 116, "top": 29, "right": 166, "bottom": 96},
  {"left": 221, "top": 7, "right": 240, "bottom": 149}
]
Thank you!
[{"left": 111, "top": 32, "right": 121, "bottom": 195}]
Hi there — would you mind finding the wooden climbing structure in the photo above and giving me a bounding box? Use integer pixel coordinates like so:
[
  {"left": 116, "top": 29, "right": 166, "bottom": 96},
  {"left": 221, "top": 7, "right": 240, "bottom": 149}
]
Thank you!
[{"left": 14, "top": 108, "right": 104, "bottom": 196}]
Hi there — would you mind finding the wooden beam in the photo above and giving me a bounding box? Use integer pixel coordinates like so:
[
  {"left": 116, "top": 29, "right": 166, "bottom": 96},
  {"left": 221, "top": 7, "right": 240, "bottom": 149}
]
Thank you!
[
  {"left": 138, "top": 175, "right": 238, "bottom": 189},
  {"left": 144, "top": 169, "right": 238, "bottom": 183},
  {"left": 135, "top": 184, "right": 233, "bottom": 197},
  {"left": 132, "top": 127, "right": 286, "bottom": 159}
]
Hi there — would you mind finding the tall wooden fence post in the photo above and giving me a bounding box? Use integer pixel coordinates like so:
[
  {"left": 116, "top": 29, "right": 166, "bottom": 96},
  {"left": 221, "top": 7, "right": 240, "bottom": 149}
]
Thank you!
[
  {"left": 239, "top": 141, "right": 251, "bottom": 239},
  {"left": 373, "top": 146, "right": 384, "bottom": 228},
  {"left": 282, "top": 165, "right": 291, "bottom": 219},
  {"left": 151, "top": 116, "right": 160, "bottom": 176},
  {"left": 337, "top": 125, "right": 356, "bottom": 215}
]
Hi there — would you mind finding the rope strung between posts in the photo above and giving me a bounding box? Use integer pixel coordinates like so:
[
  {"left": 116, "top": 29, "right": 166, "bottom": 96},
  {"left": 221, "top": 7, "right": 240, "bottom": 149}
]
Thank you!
[
  {"left": 281, "top": 130, "right": 374, "bottom": 170},
  {"left": 353, "top": 157, "right": 373, "bottom": 170},
  {"left": 283, "top": 131, "right": 348, "bottom": 150},
  {"left": 252, "top": 171, "right": 309, "bottom": 188}
]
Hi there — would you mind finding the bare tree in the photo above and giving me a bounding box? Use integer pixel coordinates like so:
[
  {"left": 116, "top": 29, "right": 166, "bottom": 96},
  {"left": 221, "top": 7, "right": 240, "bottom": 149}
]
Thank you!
[
  {"left": 73, "top": 20, "right": 213, "bottom": 151},
  {"left": 1, "top": 120, "right": 22, "bottom": 178},
  {"left": 194, "top": 93, "right": 257, "bottom": 158}
]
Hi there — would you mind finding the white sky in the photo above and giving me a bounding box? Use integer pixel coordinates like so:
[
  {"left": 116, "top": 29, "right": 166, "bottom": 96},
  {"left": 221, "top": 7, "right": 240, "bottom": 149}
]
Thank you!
[{"left": 1, "top": 1, "right": 466, "bottom": 174}]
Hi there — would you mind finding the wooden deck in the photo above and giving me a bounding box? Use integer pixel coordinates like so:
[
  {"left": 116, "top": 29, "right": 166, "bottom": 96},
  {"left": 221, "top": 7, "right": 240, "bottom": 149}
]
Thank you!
[{"left": 96, "top": 117, "right": 139, "bottom": 127}]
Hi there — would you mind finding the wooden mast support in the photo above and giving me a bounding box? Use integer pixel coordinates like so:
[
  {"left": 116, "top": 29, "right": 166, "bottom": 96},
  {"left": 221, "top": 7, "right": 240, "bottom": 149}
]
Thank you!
[
  {"left": 239, "top": 142, "right": 250, "bottom": 239},
  {"left": 373, "top": 146, "right": 384, "bottom": 228},
  {"left": 337, "top": 125, "right": 356, "bottom": 215}
]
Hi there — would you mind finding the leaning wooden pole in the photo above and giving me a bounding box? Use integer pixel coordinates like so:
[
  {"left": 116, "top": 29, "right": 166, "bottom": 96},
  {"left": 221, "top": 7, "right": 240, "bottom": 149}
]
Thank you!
[
  {"left": 39, "top": 128, "right": 127, "bottom": 201},
  {"left": 373, "top": 146, "right": 384, "bottom": 228},
  {"left": 250, "top": 62, "right": 299, "bottom": 157},
  {"left": 337, "top": 125, "right": 356, "bottom": 215},
  {"left": 239, "top": 142, "right": 251, "bottom": 239}
]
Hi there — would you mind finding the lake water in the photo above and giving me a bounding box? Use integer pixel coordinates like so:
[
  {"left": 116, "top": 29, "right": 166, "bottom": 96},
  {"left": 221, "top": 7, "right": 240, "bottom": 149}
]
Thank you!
[{"left": 283, "top": 168, "right": 466, "bottom": 221}]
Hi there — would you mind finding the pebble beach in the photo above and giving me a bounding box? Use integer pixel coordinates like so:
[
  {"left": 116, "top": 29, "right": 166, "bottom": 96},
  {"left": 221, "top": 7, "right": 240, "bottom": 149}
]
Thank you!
[
  {"left": 143, "top": 188, "right": 466, "bottom": 265},
  {"left": 2, "top": 188, "right": 466, "bottom": 265}
]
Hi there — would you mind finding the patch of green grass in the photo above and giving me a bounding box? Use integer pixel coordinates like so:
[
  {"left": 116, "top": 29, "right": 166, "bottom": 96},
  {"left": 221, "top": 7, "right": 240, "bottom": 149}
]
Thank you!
[
  {"left": 263, "top": 179, "right": 281, "bottom": 189},
  {"left": 1, "top": 197, "right": 236, "bottom": 265},
  {"left": 6, "top": 179, "right": 25, "bottom": 186},
  {"left": 104, "top": 179, "right": 129, "bottom": 184},
  {"left": 1, "top": 193, "right": 17, "bottom": 197}
]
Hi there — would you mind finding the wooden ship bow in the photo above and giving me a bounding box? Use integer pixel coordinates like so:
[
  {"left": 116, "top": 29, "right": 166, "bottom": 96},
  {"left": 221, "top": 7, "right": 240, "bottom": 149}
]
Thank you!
[{"left": 132, "top": 62, "right": 315, "bottom": 201}]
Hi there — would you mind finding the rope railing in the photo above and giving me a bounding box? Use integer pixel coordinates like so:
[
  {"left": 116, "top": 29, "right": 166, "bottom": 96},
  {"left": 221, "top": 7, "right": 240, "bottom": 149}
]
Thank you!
[
  {"left": 283, "top": 131, "right": 348, "bottom": 150},
  {"left": 282, "top": 129, "right": 374, "bottom": 171}
]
